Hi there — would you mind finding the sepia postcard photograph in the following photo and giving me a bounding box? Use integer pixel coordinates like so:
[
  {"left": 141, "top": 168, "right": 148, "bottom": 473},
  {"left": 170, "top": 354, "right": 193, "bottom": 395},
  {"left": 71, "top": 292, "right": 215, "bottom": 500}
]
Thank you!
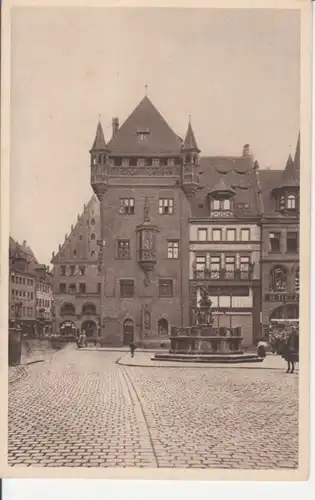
[{"left": 0, "top": 0, "right": 312, "bottom": 481}]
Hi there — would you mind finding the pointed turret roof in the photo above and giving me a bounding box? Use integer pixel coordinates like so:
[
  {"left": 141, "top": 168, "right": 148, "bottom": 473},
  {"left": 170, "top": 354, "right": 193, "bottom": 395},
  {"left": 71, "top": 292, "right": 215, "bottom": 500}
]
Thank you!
[
  {"left": 91, "top": 121, "right": 108, "bottom": 151},
  {"left": 272, "top": 153, "right": 299, "bottom": 192},
  {"left": 294, "top": 132, "right": 300, "bottom": 172},
  {"left": 208, "top": 177, "right": 236, "bottom": 197},
  {"left": 181, "top": 120, "right": 200, "bottom": 152},
  {"left": 107, "top": 96, "right": 182, "bottom": 156}
]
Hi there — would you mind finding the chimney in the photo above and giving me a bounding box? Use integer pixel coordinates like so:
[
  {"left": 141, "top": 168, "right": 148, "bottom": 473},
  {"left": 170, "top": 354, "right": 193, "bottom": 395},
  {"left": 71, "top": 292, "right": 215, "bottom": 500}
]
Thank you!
[
  {"left": 112, "top": 117, "right": 119, "bottom": 137},
  {"left": 242, "top": 144, "right": 251, "bottom": 157}
]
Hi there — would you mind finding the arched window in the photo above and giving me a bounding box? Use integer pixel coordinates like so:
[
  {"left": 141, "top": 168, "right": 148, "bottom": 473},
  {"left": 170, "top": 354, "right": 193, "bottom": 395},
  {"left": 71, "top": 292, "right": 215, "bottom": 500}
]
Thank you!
[
  {"left": 280, "top": 195, "right": 285, "bottom": 210},
  {"left": 287, "top": 194, "right": 296, "bottom": 209},
  {"left": 91, "top": 233, "right": 96, "bottom": 240},
  {"left": 82, "top": 303, "right": 96, "bottom": 315},
  {"left": 91, "top": 218, "right": 95, "bottom": 226},
  {"left": 270, "top": 266, "right": 287, "bottom": 292},
  {"left": 60, "top": 303, "right": 75, "bottom": 316},
  {"left": 91, "top": 250, "right": 96, "bottom": 258},
  {"left": 212, "top": 199, "right": 220, "bottom": 210}
]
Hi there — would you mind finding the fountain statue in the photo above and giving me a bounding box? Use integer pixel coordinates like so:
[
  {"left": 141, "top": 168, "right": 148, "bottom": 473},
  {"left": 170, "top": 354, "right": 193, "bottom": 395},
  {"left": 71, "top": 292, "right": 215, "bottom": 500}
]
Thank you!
[{"left": 153, "top": 287, "right": 263, "bottom": 364}]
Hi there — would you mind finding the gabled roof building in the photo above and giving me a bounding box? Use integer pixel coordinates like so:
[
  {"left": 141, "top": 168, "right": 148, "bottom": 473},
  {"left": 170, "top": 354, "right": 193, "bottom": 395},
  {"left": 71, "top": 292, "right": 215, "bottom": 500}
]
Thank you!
[{"left": 51, "top": 93, "right": 300, "bottom": 346}]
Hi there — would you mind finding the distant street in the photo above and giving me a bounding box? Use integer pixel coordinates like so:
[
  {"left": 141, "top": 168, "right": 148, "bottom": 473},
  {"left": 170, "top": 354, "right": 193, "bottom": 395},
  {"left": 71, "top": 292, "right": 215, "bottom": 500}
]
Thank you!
[{"left": 8, "top": 345, "right": 298, "bottom": 469}]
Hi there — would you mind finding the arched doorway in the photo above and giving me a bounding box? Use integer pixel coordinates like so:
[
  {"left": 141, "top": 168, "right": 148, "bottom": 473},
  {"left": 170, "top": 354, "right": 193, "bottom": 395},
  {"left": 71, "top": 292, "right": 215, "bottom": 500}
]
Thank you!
[
  {"left": 158, "top": 318, "right": 169, "bottom": 336},
  {"left": 81, "top": 320, "right": 97, "bottom": 337},
  {"left": 60, "top": 320, "right": 76, "bottom": 336},
  {"left": 123, "top": 319, "right": 134, "bottom": 345}
]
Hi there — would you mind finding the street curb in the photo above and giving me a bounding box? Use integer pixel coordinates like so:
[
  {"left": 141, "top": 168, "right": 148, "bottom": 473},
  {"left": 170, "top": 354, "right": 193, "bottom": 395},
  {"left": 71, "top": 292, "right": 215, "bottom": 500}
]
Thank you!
[
  {"left": 116, "top": 354, "right": 299, "bottom": 372},
  {"left": 8, "top": 366, "right": 28, "bottom": 384}
]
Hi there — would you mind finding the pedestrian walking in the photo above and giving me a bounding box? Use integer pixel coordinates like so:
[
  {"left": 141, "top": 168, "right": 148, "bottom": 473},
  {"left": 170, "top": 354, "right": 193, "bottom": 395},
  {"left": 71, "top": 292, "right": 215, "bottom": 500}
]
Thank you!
[{"left": 129, "top": 340, "right": 137, "bottom": 358}]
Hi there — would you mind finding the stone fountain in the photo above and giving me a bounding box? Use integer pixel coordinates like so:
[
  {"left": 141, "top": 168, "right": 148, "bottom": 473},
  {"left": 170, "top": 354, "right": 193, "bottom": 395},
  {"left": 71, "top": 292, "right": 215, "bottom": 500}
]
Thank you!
[{"left": 153, "top": 288, "right": 263, "bottom": 363}]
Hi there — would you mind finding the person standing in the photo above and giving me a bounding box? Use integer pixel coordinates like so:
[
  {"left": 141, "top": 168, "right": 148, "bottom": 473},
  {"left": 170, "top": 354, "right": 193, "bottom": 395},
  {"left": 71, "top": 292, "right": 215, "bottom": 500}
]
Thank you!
[{"left": 129, "top": 340, "right": 137, "bottom": 358}]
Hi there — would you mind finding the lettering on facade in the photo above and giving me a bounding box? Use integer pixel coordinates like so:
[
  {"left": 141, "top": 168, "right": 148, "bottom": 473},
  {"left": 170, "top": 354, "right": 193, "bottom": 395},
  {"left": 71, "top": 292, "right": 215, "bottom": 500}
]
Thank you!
[{"left": 264, "top": 293, "right": 299, "bottom": 302}]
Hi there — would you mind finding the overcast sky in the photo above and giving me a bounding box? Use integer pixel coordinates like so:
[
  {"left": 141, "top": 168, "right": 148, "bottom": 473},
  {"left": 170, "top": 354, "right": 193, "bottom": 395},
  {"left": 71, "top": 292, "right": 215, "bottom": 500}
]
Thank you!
[{"left": 10, "top": 7, "right": 300, "bottom": 265}]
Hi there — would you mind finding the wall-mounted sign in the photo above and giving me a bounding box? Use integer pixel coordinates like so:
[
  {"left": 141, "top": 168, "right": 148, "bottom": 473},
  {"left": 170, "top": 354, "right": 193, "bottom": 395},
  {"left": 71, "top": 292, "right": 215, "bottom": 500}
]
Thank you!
[{"left": 264, "top": 293, "right": 299, "bottom": 302}]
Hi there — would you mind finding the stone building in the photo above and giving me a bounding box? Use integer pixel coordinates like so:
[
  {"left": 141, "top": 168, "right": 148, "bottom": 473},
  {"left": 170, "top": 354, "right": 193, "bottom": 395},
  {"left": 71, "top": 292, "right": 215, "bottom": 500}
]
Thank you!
[
  {"left": 188, "top": 148, "right": 262, "bottom": 347},
  {"left": 51, "top": 93, "right": 300, "bottom": 346},
  {"left": 35, "top": 265, "right": 54, "bottom": 336},
  {"left": 9, "top": 238, "right": 37, "bottom": 335},
  {"left": 51, "top": 195, "right": 101, "bottom": 337},
  {"left": 258, "top": 135, "right": 300, "bottom": 334}
]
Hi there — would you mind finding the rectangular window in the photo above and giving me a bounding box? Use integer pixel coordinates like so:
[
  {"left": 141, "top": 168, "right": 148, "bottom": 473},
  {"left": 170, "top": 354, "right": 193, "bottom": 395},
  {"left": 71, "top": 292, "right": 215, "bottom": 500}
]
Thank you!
[
  {"left": 152, "top": 158, "right": 160, "bottom": 166},
  {"left": 269, "top": 232, "right": 281, "bottom": 252},
  {"left": 11, "top": 289, "right": 14, "bottom": 296},
  {"left": 137, "top": 158, "right": 145, "bottom": 166},
  {"left": 79, "top": 283, "right": 86, "bottom": 294},
  {"left": 212, "top": 229, "right": 222, "bottom": 241},
  {"left": 158, "top": 198, "right": 174, "bottom": 215},
  {"left": 97, "top": 283, "right": 101, "bottom": 293},
  {"left": 167, "top": 241, "right": 179, "bottom": 259},
  {"left": 167, "top": 158, "right": 175, "bottom": 166},
  {"left": 210, "top": 256, "right": 221, "bottom": 279},
  {"left": 287, "top": 232, "right": 298, "bottom": 253},
  {"left": 226, "top": 229, "right": 236, "bottom": 241},
  {"left": 122, "top": 158, "right": 130, "bottom": 167},
  {"left": 158, "top": 279, "right": 173, "bottom": 298},
  {"left": 197, "top": 228, "right": 207, "bottom": 241},
  {"left": 69, "top": 283, "right": 76, "bottom": 294},
  {"left": 79, "top": 266, "right": 85, "bottom": 276},
  {"left": 120, "top": 280, "right": 134, "bottom": 298},
  {"left": 225, "top": 256, "right": 236, "bottom": 276},
  {"left": 117, "top": 240, "right": 130, "bottom": 259},
  {"left": 195, "top": 255, "right": 206, "bottom": 278},
  {"left": 119, "top": 198, "right": 135, "bottom": 215},
  {"left": 240, "top": 256, "right": 250, "bottom": 271},
  {"left": 241, "top": 229, "right": 250, "bottom": 241},
  {"left": 30, "top": 293, "right": 33, "bottom": 300},
  {"left": 212, "top": 199, "right": 220, "bottom": 210},
  {"left": 59, "top": 283, "right": 66, "bottom": 293},
  {"left": 22, "top": 278, "right": 26, "bottom": 285},
  {"left": 69, "top": 265, "right": 76, "bottom": 276}
]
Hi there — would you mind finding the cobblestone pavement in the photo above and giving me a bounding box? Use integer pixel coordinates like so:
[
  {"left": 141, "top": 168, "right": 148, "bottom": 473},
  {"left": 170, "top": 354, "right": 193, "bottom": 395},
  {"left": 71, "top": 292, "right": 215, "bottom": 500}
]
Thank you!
[{"left": 8, "top": 345, "right": 298, "bottom": 469}]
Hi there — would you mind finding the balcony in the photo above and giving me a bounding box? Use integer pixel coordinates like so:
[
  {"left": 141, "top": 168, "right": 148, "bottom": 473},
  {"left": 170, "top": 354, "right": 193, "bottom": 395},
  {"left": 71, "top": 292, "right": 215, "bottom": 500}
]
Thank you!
[
  {"left": 91, "top": 163, "right": 181, "bottom": 183},
  {"left": 193, "top": 269, "right": 254, "bottom": 281}
]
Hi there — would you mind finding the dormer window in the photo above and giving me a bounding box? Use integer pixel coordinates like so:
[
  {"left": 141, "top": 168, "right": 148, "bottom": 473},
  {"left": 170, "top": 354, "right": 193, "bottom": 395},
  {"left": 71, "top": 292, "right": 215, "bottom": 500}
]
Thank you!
[
  {"left": 122, "top": 158, "right": 130, "bottom": 167},
  {"left": 167, "top": 158, "right": 175, "bottom": 167},
  {"left": 277, "top": 192, "right": 298, "bottom": 211},
  {"left": 137, "top": 158, "right": 145, "bottom": 167},
  {"left": 152, "top": 158, "right": 160, "bottom": 166},
  {"left": 223, "top": 199, "right": 231, "bottom": 210},
  {"left": 210, "top": 198, "right": 233, "bottom": 213},
  {"left": 137, "top": 128, "right": 150, "bottom": 142}
]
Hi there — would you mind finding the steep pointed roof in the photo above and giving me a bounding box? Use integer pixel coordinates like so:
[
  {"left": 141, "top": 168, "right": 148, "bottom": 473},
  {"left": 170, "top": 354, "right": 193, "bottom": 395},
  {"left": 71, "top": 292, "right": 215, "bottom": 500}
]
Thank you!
[
  {"left": 91, "top": 121, "right": 108, "bottom": 151},
  {"left": 294, "top": 132, "right": 300, "bottom": 172},
  {"left": 208, "top": 176, "right": 236, "bottom": 196},
  {"left": 107, "top": 96, "right": 182, "bottom": 156},
  {"left": 52, "top": 195, "right": 100, "bottom": 263},
  {"left": 181, "top": 121, "right": 200, "bottom": 152},
  {"left": 272, "top": 153, "right": 299, "bottom": 192}
]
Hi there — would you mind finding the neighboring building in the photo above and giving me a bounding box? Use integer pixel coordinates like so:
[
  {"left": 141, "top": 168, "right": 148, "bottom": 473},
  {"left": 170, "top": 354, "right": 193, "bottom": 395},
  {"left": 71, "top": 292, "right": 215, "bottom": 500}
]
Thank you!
[
  {"left": 258, "top": 135, "right": 300, "bottom": 334},
  {"left": 35, "top": 265, "right": 54, "bottom": 336},
  {"left": 9, "top": 238, "right": 37, "bottom": 335},
  {"left": 51, "top": 195, "right": 101, "bottom": 338},
  {"left": 188, "top": 148, "right": 262, "bottom": 347}
]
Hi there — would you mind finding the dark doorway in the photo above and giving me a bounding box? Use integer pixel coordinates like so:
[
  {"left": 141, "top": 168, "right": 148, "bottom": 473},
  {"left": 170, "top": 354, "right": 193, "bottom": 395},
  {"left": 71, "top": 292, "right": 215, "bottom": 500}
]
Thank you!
[
  {"left": 60, "top": 320, "right": 76, "bottom": 336},
  {"left": 81, "top": 320, "right": 97, "bottom": 337},
  {"left": 123, "top": 319, "right": 134, "bottom": 345},
  {"left": 158, "top": 318, "right": 169, "bottom": 336}
]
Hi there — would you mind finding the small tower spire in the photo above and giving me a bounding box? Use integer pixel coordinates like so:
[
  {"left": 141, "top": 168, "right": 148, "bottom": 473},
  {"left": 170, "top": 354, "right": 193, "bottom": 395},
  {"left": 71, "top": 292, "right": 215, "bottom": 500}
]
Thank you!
[
  {"left": 145, "top": 83, "right": 148, "bottom": 96},
  {"left": 181, "top": 118, "right": 200, "bottom": 152},
  {"left": 90, "top": 120, "right": 109, "bottom": 152}
]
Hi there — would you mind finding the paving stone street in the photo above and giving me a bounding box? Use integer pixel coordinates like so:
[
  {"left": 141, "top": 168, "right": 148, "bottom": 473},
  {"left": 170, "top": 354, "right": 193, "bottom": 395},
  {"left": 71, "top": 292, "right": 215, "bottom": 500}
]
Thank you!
[{"left": 8, "top": 344, "right": 299, "bottom": 469}]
